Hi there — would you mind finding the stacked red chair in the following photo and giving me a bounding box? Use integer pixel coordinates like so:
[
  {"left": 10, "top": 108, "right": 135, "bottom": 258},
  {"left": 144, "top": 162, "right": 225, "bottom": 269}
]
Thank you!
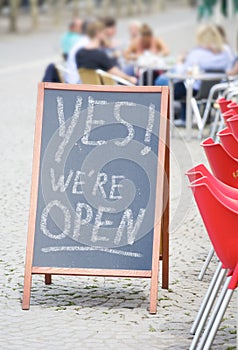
[{"left": 186, "top": 98, "right": 238, "bottom": 349}]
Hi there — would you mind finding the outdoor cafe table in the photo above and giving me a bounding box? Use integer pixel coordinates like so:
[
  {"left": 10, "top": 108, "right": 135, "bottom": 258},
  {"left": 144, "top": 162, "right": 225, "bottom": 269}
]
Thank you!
[
  {"left": 166, "top": 71, "right": 227, "bottom": 140},
  {"left": 137, "top": 62, "right": 172, "bottom": 86},
  {"left": 134, "top": 54, "right": 175, "bottom": 86}
]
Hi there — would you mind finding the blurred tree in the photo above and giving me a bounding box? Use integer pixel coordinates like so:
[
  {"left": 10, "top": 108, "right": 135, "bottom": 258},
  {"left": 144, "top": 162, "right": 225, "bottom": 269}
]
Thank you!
[
  {"left": 115, "top": 0, "right": 122, "bottom": 17},
  {"left": 137, "top": 0, "right": 143, "bottom": 14},
  {"left": 86, "top": 0, "right": 93, "bottom": 15},
  {"left": 198, "top": 0, "right": 238, "bottom": 19},
  {"left": 72, "top": 0, "right": 79, "bottom": 16},
  {"left": 127, "top": 0, "right": 134, "bottom": 16},
  {"left": 102, "top": 0, "right": 110, "bottom": 16},
  {"left": 0, "top": 0, "right": 4, "bottom": 11},
  {"left": 9, "top": 0, "right": 21, "bottom": 32},
  {"left": 49, "top": 0, "right": 66, "bottom": 25},
  {"left": 29, "top": 0, "right": 38, "bottom": 29}
]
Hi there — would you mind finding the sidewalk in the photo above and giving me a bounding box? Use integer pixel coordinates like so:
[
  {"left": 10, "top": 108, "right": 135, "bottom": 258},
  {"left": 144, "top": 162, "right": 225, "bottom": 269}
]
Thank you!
[{"left": 0, "top": 5, "right": 236, "bottom": 350}]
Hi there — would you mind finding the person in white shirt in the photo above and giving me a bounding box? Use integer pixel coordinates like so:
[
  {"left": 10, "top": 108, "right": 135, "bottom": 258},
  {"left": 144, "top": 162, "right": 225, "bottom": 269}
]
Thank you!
[{"left": 64, "top": 20, "right": 89, "bottom": 84}]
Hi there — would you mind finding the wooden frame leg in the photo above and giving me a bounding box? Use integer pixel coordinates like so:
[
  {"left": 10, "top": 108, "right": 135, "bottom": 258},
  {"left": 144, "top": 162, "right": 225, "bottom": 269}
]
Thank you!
[
  {"left": 22, "top": 271, "right": 32, "bottom": 310},
  {"left": 45, "top": 274, "right": 52, "bottom": 285},
  {"left": 162, "top": 143, "right": 170, "bottom": 290}
]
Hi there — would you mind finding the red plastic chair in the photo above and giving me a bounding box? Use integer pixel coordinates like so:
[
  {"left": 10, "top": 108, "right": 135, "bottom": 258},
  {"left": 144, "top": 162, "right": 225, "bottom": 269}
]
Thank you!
[
  {"left": 189, "top": 176, "right": 238, "bottom": 350},
  {"left": 222, "top": 109, "right": 237, "bottom": 125},
  {"left": 227, "top": 101, "right": 238, "bottom": 114},
  {"left": 201, "top": 138, "right": 238, "bottom": 187},
  {"left": 217, "top": 127, "right": 238, "bottom": 158},
  {"left": 186, "top": 163, "right": 238, "bottom": 197},
  {"left": 226, "top": 114, "right": 238, "bottom": 139},
  {"left": 217, "top": 98, "right": 231, "bottom": 114},
  {"left": 187, "top": 163, "right": 238, "bottom": 281}
]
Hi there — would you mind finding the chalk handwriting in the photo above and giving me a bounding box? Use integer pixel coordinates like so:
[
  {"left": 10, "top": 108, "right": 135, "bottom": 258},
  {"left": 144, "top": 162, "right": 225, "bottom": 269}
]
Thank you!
[
  {"left": 91, "top": 206, "right": 114, "bottom": 243},
  {"left": 55, "top": 96, "right": 83, "bottom": 163},
  {"left": 109, "top": 175, "right": 125, "bottom": 200},
  {"left": 114, "top": 208, "right": 146, "bottom": 245},
  {"left": 40, "top": 200, "right": 70, "bottom": 239},
  {"left": 114, "top": 101, "right": 135, "bottom": 147},
  {"left": 42, "top": 245, "right": 142, "bottom": 258},
  {"left": 92, "top": 172, "right": 108, "bottom": 198},
  {"left": 50, "top": 168, "right": 74, "bottom": 192},
  {"left": 81, "top": 96, "right": 108, "bottom": 146},
  {"left": 72, "top": 171, "right": 85, "bottom": 194},
  {"left": 40, "top": 200, "right": 146, "bottom": 246},
  {"left": 73, "top": 202, "right": 93, "bottom": 241},
  {"left": 141, "top": 103, "right": 155, "bottom": 155}
]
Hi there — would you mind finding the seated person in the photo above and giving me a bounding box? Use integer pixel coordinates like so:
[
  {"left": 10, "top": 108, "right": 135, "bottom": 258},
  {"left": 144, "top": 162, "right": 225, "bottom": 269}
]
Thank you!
[
  {"left": 61, "top": 18, "right": 83, "bottom": 61},
  {"left": 227, "top": 57, "right": 238, "bottom": 76},
  {"left": 64, "top": 19, "right": 90, "bottom": 84},
  {"left": 124, "top": 23, "right": 169, "bottom": 61},
  {"left": 124, "top": 23, "right": 169, "bottom": 84},
  {"left": 155, "top": 24, "right": 233, "bottom": 127},
  {"left": 75, "top": 20, "right": 137, "bottom": 85},
  {"left": 128, "top": 20, "right": 141, "bottom": 42},
  {"left": 100, "top": 16, "right": 121, "bottom": 67}
]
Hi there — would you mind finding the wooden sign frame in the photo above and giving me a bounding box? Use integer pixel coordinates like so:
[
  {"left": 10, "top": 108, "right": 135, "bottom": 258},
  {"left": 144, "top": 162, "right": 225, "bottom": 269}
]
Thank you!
[{"left": 22, "top": 83, "right": 170, "bottom": 314}]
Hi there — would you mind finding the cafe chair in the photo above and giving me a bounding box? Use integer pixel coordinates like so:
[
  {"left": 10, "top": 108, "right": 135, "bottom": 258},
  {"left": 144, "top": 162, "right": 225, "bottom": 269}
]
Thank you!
[
  {"left": 226, "top": 114, "right": 238, "bottom": 139},
  {"left": 186, "top": 164, "right": 215, "bottom": 281},
  {"left": 188, "top": 176, "right": 238, "bottom": 350},
  {"left": 190, "top": 70, "right": 227, "bottom": 138},
  {"left": 78, "top": 68, "right": 135, "bottom": 86},
  {"left": 186, "top": 163, "right": 238, "bottom": 199},
  {"left": 227, "top": 101, "right": 238, "bottom": 114},
  {"left": 186, "top": 163, "right": 238, "bottom": 337},
  {"left": 225, "top": 86, "right": 238, "bottom": 101},
  {"left": 217, "top": 127, "right": 238, "bottom": 158},
  {"left": 222, "top": 109, "right": 237, "bottom": 125},
  {"left": 197, "top": 93, "right": 230, "bottom": 140},
  {"left": 191, "top": 79, "right": 221, "bottom": 137},
  {"left": 217, "top": 98, "right": 232, "bottom": 114},
  {"left": 78, "top": 68, "right": 103, "bottom": 85},
  {"left": 209, "top": 98, "right": 233, "bottom": 140},
  {"left": 96, "top": 69, "right": 135, "bottom": 86},
  {"left": 201, "top": 137, "right": 238, "bottom": 187}
]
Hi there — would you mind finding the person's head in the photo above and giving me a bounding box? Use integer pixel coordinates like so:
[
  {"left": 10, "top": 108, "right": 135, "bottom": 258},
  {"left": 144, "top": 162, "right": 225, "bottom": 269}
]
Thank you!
[
  {"left": 86, "top": 20, "right": 105, "bottom": 41},
  {"left": 128, "top": 20, "right": 141, "bottom": 40},
  {"left": 139, "top": 24, "right": 153, "bottom": 48},
  {"left": 101, "top": 16, "right": 117, "bottom": 38},
  {"left": 196, "top": 24, "right": 224, "bottom": 52},
  {"left": 69, "top": 18, "right": 83, "bottom": 34}
]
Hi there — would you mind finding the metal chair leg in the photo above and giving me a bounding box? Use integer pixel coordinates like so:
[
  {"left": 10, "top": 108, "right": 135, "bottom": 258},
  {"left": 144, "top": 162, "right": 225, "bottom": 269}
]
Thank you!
[
  {"left": 210, "top": 109, "right": 222, "bottom": 140},
  {"left": 202, "top": 289, "right": 234, "bottom": 350},
  {"left": 190, "top": 262, "right": 222, "bottom": 335},
  {"left": 189, "top": 267, "right": 227, "bottom": 350},
  {"left": 197, "top": 276, "right": 232, "bottom": 350},
  {"left": 198, "top": 247, "right": 215, "bottom": 281}
]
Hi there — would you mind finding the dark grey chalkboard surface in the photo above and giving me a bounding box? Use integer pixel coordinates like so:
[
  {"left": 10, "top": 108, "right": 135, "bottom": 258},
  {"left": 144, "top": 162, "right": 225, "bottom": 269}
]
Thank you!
[{"left": 23, "top": 83, "right": 169, "bottom": 312}]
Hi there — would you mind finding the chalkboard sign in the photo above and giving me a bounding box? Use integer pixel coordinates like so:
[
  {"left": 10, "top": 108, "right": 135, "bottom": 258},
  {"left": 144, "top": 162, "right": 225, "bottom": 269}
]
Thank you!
[{"left": 23, "top": 83, "right": 170, "bottom": 313}]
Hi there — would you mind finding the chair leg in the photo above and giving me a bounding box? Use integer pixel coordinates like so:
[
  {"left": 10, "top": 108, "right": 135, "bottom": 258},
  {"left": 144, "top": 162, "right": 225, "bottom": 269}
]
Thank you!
[
  {"left": 197, "top": 276, "right": 232, "bottom": 350},
  {"left": 198, "top": 247, "right": 215, "bottom": 281},
  {"left": 191, "top": 97, "right": 203, "bottom": 130},
  {"left": 202, "top": 289, "right": 234, "bottom": 350},
  {"left": 189, "top": 267, "right": 227, "bottom": 350},
  {"left": 190, "top": 262, "right": 222, "bottom": 335},
  {"left": 210, "top": 109, "right": 222, "bottom": 140}
]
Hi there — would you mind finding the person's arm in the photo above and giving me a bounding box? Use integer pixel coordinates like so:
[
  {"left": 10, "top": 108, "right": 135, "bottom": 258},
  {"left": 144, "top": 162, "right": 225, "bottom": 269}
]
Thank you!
[
  {"left": 98, "top": 51, "right": 137, "bottom": 84},
  {"left": 123, "top": 41, "right": 139, "bottom": 61},
  {"left": 156, "top": 37, "right": 169, "bottom": 56},
  {"left": 108, "top": 66, "right": 137, "bottom": 84},
  {"left": 227, "top": 60, "right": 238, "bottom": 76}
]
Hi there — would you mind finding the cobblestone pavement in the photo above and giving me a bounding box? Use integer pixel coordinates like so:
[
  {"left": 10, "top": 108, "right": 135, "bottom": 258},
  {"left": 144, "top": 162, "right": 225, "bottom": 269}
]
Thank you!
[{"left": 0, "top": 4, "right": 237, "bottom": 350}]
